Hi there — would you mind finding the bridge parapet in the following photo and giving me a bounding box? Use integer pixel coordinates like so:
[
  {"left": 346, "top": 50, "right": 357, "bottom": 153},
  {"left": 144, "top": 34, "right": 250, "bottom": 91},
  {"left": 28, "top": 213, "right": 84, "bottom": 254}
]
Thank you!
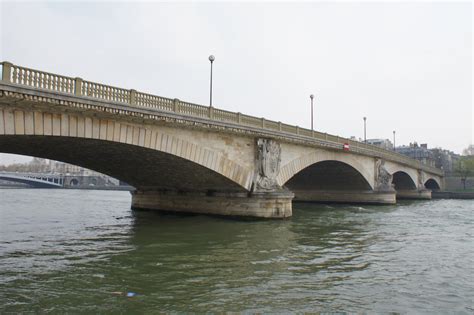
[{"left": 1, "top": 61, "right": 443, "bottom": 176}]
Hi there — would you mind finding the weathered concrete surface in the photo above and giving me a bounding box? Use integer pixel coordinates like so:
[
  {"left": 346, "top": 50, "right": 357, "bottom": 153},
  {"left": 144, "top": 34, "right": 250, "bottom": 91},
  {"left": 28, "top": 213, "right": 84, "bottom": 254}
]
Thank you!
[
  {"left": 131, "top": 190, "right": 294, "bottom": 218},
  {"left": 396, "top": 189, "right": 432, "bottom": 200},
  {"left": 291, "top": 189, "right": 396, "bottom": 204}
]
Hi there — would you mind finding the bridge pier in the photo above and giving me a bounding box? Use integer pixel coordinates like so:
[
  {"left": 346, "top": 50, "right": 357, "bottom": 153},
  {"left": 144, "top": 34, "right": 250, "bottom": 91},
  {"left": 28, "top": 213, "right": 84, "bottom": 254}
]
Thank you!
[
  {"left": 290, "top": 189, "right": 396, "bottom": 205},
  {"left": 396, "top": 189, "right": 432, "bottom": 200},
  {"left": 131, "top": 190, "right": 294, "bottom": 219}
]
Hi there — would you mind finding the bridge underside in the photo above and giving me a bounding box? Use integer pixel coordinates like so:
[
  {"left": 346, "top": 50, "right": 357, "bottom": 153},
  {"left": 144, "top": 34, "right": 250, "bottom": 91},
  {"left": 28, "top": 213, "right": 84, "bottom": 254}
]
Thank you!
[
  {"left": 392, "top": 171, "right": 431, "bottom": 200},
  {"left": 285, "top": 161, "right": 396, "bottom": 205},
  {"left": 0, "top": 135, "right": 245, "bottom": 192}
]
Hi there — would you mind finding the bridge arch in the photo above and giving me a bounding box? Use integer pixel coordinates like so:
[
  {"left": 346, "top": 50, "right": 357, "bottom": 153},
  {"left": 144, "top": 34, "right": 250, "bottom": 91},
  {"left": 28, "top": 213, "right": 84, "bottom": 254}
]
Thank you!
[
  {"left": 425, "top": 178, "right": 441, "bottom": 190},
  {"left": 277, "top": 151, "right": 374, "bottom": 190},
  {"left": 0, "top": 108, "right": 253, "bottom": 192},
  {"left": 383, "top": 162, "right": 419, "bottom": 188},
  {"left": 284, "top": 160, "right": 373, "bottom": 192},
  {"left": 392, "top": 171, "right": 417, "bottom": 190}
]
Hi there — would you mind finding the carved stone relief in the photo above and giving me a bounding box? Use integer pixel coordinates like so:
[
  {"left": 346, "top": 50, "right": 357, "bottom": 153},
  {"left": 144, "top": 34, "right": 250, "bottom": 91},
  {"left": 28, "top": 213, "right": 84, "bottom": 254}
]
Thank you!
[
  {"left": 375, "top": 158, "right": 393, "bottom": 191},
  {"left": 254, "top": 139, "right": 282, "bottom": 191},
  {"left": 418, "top": 170, "right": 425, "bottom": 190}
]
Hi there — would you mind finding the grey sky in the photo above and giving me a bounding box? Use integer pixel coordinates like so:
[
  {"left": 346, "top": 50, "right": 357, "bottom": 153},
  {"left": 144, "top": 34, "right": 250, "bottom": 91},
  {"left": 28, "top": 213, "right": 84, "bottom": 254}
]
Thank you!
[{"left": 0, "top": 1, "right": 472, "bottom": 165}]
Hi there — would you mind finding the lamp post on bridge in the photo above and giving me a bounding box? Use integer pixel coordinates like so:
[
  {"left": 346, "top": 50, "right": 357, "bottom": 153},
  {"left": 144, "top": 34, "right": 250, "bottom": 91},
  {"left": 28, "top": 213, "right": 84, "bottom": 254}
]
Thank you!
[
  {"left": 310, "top": 94, "right": 314, "bottom": 131},
  {"left": 208, "top": 55, "right": 215, "bottom": 107},
  {"left": 363, "top": 117, "right": 367, "bottom": 143},
  {"left": 393, "top": 130, "right": 396, "bottom": 151}
]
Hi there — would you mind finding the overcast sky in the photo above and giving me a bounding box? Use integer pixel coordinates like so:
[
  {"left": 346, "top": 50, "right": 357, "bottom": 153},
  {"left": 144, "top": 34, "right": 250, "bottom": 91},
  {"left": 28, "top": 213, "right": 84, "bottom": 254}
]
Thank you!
[{"left": 0, "top": 1, "right": 472, "bottom": 165}]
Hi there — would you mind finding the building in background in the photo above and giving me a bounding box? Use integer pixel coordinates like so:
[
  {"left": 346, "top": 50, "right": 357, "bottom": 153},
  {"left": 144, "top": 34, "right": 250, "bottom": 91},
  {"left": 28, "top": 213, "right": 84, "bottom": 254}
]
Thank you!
[
  {"left": 430, "top": 148, "right": 460, "bottom": 175},
  {"left": 366, "top": 139, "right": 394, "bottom": 150},
  {"left": 395, "top": 142, "right": 436, "bottom": 167}
]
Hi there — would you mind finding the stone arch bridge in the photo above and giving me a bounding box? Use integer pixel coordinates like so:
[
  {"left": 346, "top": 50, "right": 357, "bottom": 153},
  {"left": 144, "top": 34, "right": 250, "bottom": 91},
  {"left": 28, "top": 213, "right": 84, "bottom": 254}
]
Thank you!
[{"left": 0, "top": 62, "right": 443, "bottom": 218}]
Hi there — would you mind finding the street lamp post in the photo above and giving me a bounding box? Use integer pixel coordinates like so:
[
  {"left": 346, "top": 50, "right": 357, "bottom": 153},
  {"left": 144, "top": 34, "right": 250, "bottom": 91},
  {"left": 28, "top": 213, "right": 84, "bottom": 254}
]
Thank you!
[
  {"left": 363, "top": 117, "right": 367, "bottom": 143},
  {"left": 393, "top": 130, "right": 396, "bottom": 151},
  {"left": 310, "top": 94, "right": 314, "bottom": 131},
  {"left": 208, "top": 55, "right": 215, "bottom": 107}
]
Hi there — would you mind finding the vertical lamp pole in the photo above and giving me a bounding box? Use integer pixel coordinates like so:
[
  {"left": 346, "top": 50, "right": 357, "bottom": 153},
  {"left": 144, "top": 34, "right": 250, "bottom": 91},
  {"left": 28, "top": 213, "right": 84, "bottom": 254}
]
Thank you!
[
  {"left": 393, "top": 130, "right": 396, "bottom": 151},
  {"left": 208, "top": 55, "right": 215, "bottom": 107},
  {"left": 310, "top": 94, "right": 314, "bottom": 131},
  {"left": 363, "top": 116, "right": 367, "bottom": 143}
]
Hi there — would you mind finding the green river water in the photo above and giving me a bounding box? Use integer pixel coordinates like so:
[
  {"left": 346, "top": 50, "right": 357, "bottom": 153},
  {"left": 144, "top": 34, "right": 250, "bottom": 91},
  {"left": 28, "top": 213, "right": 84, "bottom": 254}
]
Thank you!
[{"left": 0, "top": 189, "right": 472, "bottom": 313}]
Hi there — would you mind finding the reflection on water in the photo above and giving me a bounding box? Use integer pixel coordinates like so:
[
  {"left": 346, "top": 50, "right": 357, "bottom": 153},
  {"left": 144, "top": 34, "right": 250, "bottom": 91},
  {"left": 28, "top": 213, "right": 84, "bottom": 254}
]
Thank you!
[{"left": 0, "top": 189, "right": 472, "bottom": 313}]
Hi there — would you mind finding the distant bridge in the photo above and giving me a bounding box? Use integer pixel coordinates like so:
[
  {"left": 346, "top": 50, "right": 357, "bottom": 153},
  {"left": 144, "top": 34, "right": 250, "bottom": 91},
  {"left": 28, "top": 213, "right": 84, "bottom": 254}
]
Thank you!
[
  {"left": 0, "top": 172, "right": 63, "bottom": 188},
  {"left": 0, "top": 61, "right": 443, "bottom": 218}
]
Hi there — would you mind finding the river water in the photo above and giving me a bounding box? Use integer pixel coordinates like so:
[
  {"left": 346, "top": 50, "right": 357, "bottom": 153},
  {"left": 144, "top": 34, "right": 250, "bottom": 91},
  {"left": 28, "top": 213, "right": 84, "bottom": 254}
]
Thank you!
[{"left": 0, "top": 189, "right": 472, "bottom": 313}]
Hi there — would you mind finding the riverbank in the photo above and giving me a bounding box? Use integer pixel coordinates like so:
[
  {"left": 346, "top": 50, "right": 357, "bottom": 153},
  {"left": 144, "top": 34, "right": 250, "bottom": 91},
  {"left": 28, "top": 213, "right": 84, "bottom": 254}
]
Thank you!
[
  {"left": 0, "top": 185, "right": 134, "bottom": 191},
  {"left": 432, "top": 191, "right": 474, "bottom": 200}
]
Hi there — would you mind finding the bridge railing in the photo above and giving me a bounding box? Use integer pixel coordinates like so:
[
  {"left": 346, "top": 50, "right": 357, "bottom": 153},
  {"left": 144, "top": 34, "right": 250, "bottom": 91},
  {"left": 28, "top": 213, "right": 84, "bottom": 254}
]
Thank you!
[
  {"left": 0, "top": 61, "right": 443, "bottom": 175},
  {"left": 3, "top": 63, "right": 76, "bottom": 94}
]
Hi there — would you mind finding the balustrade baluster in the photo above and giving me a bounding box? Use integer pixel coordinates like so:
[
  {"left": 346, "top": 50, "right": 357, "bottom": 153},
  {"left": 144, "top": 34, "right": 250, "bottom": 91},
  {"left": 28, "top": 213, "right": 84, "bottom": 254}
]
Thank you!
[
  {"left": 38, "top": 73, "right": 43, "bottom": 88},
  {"left": 13, "top": 67, "right": 19, "bottom": 84},
  {"left": 51, "top": 75, "right": 56, "bottom": 91},
  {"left": 26, "top": 70, "right": 32, "bottom": 86},
  {"left": 25, "top": 70, "right": 30, "bottom": 86},
  {"left": 44, "top": 74, "right": 49, "bottom": 89},
  {"left": 33, "top": 72, "right": 39, "bottom": 88},
  {"left": 30, "top": 71, "right": 35, "bottom": 87},
  {"left": 16, "top": 68, "right": 21, "bottom": 84},
  {"left": 20, "top": 69, "right": 25, "bottom": 85}
]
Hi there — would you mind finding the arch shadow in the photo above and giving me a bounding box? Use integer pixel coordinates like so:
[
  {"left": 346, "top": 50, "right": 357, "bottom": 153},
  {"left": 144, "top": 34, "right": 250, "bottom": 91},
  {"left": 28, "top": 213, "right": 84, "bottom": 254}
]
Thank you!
[
  {"left": 0, "top": 135, "right": 248, "bottom": 193},
  {"left": 284, "top": 160, "right": 372, "bottom": 191},
  {"left": 425, "top": 178, "right": 441, "bottom": 190},
  {"left": 392, "top": 171, "right": 417, "bottom": 190}
]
